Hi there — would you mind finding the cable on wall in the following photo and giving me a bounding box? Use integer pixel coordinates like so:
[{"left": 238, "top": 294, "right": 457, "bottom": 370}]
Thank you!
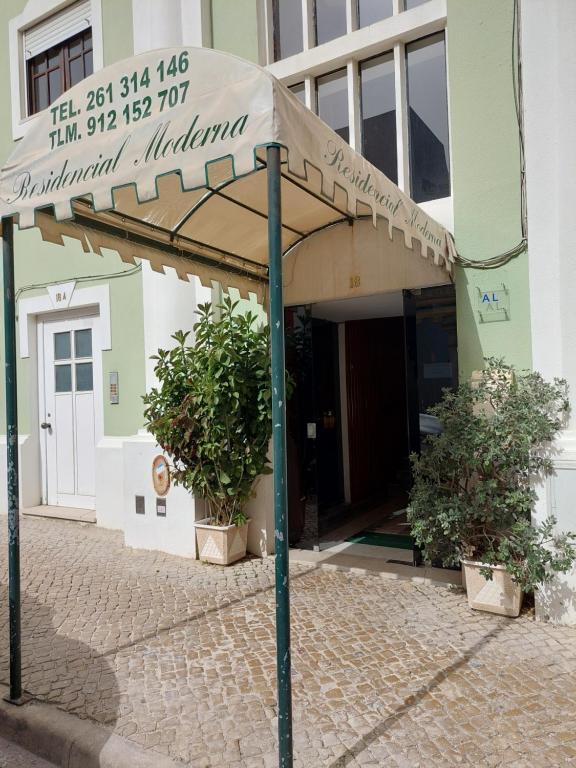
[
  {"left": 454, "top": 0, "right": 527, "bottom": 271},
  {"left": 15, "top": 262, "right": 142, "bottom": 302}
]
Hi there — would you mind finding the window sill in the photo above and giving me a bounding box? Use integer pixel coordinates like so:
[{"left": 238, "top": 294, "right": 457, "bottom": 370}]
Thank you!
[
  {"left": 12, "top": 111, "right": 42, "bottom": 142},
  {"left": 418, "top": 195, "right": 453, "bottom": 233}
]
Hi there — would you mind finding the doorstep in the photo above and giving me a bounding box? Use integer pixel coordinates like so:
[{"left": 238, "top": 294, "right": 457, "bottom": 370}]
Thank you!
[
  {"left": 22, "top": 506, "right": 96, "bottom": 524},
  {"left": 290, "top": 545, "right": 462, "bottom": 588}
]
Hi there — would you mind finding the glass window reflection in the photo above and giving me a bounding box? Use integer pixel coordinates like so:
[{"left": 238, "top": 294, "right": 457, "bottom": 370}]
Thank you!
[
  {"left": 406, "top": 33, "right": 451, "bottom": 202},
  {"left": 315, "top": 0, "right": 347, "bottom": 46},
  {"left": 273, "top": 0, "right": 304, "bottom": 60},
  {"left": 317, "top": 69, "right": 350, "bottom": 143},
  {"left": 358, "top": 0, "right": 393, "bottom": 27},
  {"left": 360, "top": 53, "right": 397, "bottom": 183}
]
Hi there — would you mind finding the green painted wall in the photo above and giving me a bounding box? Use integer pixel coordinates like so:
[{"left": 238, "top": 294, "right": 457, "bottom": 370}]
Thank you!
[
  {"left": 0, "top": 0, "right": 144, "bottom": 437},
  {"left": 447, "top": 0, "right": 531, "bottom": 378},
  {"left": 102, "top": 0, "right": 133, "bottom": 65},
  {"left": 211, "top": 0, "right": 261, "bottom": 63},
  {"left": 0, "top": 229, "right": 145, "bottom": 436}
]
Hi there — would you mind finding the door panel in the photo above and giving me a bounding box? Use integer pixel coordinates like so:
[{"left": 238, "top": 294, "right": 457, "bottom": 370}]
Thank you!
[
  {"left": 75, "top": 392, "right": 95, "bottom": 496},
  {"left": 55, "top": 395, "right": 75, "bottom": 494},
  {"left": 41, "top": 314, "right": 100, "bottom": 509}
]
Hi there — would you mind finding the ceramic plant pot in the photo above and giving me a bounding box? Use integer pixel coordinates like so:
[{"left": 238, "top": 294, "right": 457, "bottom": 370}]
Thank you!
[
  {"left": 461, "top": 559, "right": 523, "bottom": 617},
  {"left": 195, "top": 518, "right": 250, "bottom": 565}
]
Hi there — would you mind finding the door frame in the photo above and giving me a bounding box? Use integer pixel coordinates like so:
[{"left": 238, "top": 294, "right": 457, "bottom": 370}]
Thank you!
[{"left": 37, "top": 306, "right": 104, "bottom": 508}]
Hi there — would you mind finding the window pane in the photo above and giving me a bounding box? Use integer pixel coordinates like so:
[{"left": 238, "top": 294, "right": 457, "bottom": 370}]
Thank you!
[
  {"left": 274, "top": 0, "right": 304, "bottom": 60},
  {"left": 54, "top": 332, "right": 71, "bottom": 360},
  {"left": 406, "top": 0, "right": 429, "bottom": 8},
  {"left": 69, "top": 56, "right": 84, "bottom": 87},
  {"left": 31, "top": 55, "right": 47, "bottom": 75},
  {"left": 360, "top": 53, "right": 397, "bottom": 183},
  {"left": 76, "top": 363, "right": 93, "bottom": 392},
  {"left": 75, "top": 329, "right": 92, "bottom": 358},
  {"left": 358, "top": 0, "right": 393, "bottom": 27},
  {"left": 47, "top": 47, "right": 60, "bottom": 68},
  {"left": 289, "top": 82, "right": 306, "bottom": 104},
  {"left": 317, "top": 69, "right": 349, "bottom": 143},
  {"left": 315, "top": 0, "right": 347, "bottom": 45},
  {"left": 55, "top": 365, "right": 72, "bottom": 393},
  {"left": 68, "top": 37, "right": 83, "bottom": 57},
  {"left": 33, "top": 75, "right": 49, "bottom": 112},
  {"left": 407, "top": 33, "right": 451, "bottom": 202},
  {"left": 48, "top": 68, "right": 62, "bottom": 104},
  {"left": 84, "top": 49, "right": 93, "bottom": 76}
]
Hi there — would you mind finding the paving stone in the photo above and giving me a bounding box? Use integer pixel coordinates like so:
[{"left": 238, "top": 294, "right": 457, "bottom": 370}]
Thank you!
[{"left": 0, "top": 515, "right": 575, "bottom": 767}]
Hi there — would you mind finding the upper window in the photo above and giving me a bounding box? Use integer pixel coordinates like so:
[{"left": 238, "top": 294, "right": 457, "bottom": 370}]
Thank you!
[
  {"left": 269, "top": 2, "right": 450, "bottom": 206},
  {"left": 272, "top": 0, "right": 427, "bottom": 62},
  {"left": 358, "top": 0, "right": 393, "bottom": 27},
  {"left": 27, "top": 29, "right": 93, "bottom": 115},
  {"left": 315, "top": 0, "right": 347, "bottom": 46},
  {"left": 316, "top": 69, "right": 349, "bottom": 143},
  {"left": 360, "top": 52, "right": 397, "bottom": 184},
  {"left": 9, "top": 0, "right": 102, "bottom": 138},
  {"left": 405, "top": 0, "right": 430, "bottom": 9},
  {"left": 406, "top": 33, "right": 450, "bottom": 202},
  {"left": 272, "top": 1, "right": 304, "bottom": 61}
]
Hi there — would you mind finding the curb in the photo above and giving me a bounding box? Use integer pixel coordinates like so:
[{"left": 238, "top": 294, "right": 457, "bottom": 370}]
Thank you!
[{"left": 0, "top": 685, "right": 183, "bottom": 768}]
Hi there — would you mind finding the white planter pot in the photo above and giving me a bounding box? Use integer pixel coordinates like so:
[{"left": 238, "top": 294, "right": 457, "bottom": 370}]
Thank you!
[
  {"left": 461, "top": 560, "right": 523, "bottom": 617},
  {"left": 195, "top": 518, "right": 250, "bottom": 565}
]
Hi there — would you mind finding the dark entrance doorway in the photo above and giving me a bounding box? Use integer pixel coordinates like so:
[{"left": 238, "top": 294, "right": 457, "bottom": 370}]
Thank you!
[
  {"left": 345, "top": 317, "right": 407, "bottom": 505},
  {"left": 286, "top": 285, "right": 458, "bottom": 554}
]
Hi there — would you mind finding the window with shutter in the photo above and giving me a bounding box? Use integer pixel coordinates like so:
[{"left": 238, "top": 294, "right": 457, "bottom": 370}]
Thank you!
[{"left": 24, "top": 0, "right": 93, "bottom": 116}]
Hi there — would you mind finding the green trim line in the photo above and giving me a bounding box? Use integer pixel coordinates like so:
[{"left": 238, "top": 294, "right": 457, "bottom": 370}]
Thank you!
[{"left": 346, "top": 532, "right": 415, "bottom": 550}]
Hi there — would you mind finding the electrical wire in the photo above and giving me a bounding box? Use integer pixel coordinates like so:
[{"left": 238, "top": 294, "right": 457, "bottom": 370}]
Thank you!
[
  {"left": 454, "top": 0, "right": 527, "bottom": 270},
  {"left": 15, "top": 262, "right": 142, "bottom": 302}
]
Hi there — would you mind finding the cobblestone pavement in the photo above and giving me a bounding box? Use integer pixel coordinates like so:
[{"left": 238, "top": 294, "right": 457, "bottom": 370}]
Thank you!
[{"left": 1, "top": 516, "right": 576, "bottom": 767}]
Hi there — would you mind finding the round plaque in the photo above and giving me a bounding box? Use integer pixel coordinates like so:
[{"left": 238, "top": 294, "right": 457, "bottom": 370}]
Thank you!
[{"left": 152, "top": 455, "right": 170, "bottom": 496}]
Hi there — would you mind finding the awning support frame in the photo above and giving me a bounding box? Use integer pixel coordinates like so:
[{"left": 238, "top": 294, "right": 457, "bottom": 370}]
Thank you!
[
  {"left": 2, "top": 215, "right": 23, "bottom": 705},
  {"left": 267, "top": 145, "right": 293, "bottom": 767}
]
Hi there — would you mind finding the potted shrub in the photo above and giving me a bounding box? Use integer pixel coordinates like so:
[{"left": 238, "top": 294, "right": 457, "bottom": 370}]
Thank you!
[
  {"left": 143, "top": 297, "right": 274, "bottom": 565},
  {"left": 408, "top": 359, "right": 576, "bottom": 616}
]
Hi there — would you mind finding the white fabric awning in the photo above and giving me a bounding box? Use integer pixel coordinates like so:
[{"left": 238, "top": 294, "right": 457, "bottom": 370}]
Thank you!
[{"left": 0, "top": 46, "right": 455, "bottom": 298}]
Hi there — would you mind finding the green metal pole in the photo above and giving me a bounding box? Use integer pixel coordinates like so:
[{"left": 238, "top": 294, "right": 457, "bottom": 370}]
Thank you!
[
  {"left": 2, "top": 216, "right": 22, "bottom": 704},
  {"left": 267, "top": 144, "right": 293, "bottom": 767}
]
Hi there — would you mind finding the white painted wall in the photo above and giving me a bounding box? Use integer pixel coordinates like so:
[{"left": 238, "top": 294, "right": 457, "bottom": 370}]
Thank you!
[
  {"left": 522, "top": 0, "right": 576, "bottom": 625},
  {"left": 0, "top": 436, "right": 42, "bottom": 510},
  {"left": 245, "top": 470, "right": 275, "bottom": 556},
  {"left": 95, "top": 437, "right": 125, "bottom": 530},
  {"left": 141, "top": 263, "right": 211, "bottom": 392},
  {"left": 122, "top": 432, "right": 201, "bottom": 558},
  {"left": 132, "top": 0, "right": 211, "bottom": 54}
]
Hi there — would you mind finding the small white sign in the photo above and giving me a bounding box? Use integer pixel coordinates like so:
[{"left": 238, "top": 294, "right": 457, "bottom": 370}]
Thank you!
[{"left": 47, "top": 281, "right": 76, "bottom": 309}]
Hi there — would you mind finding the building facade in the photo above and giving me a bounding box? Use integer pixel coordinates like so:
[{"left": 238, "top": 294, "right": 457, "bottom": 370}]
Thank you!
[{"left": 0, "top": 0, "right": 573, "bottom": 622}]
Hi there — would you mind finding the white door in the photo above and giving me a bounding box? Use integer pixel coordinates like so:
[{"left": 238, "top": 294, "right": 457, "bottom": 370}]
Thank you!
[{"left": 40, "top": 314, "right": 102, "bottom": 509}]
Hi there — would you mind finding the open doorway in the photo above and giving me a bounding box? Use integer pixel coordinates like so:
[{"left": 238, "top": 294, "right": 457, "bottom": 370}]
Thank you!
[{"left": 286, "top": 285, "right": 457, "bottom": 559}]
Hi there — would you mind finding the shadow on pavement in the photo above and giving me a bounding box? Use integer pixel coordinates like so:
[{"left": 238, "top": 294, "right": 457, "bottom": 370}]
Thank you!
[
  {"left": 329, "top": 621, "right": 507, "bottom": 768},
  {"left": 0, "top": 589, "right": 120, "bottom": 758}
]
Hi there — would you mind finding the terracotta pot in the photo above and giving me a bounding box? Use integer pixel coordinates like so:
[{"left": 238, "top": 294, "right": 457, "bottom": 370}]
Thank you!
[
  {"left": 461, "top": 559, "right": 523, "bottom": 617},
  {"left": 195, "top": 518, "right": 250, "bottom": 565}
]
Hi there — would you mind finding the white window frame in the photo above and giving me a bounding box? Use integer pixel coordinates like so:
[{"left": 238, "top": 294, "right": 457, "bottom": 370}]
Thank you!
[
  {"left": 264, "top": 0, "right": 453, "bottom": 228},
  {"left": 9, "top": 0, "right": 104, "bottom": 141}
]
